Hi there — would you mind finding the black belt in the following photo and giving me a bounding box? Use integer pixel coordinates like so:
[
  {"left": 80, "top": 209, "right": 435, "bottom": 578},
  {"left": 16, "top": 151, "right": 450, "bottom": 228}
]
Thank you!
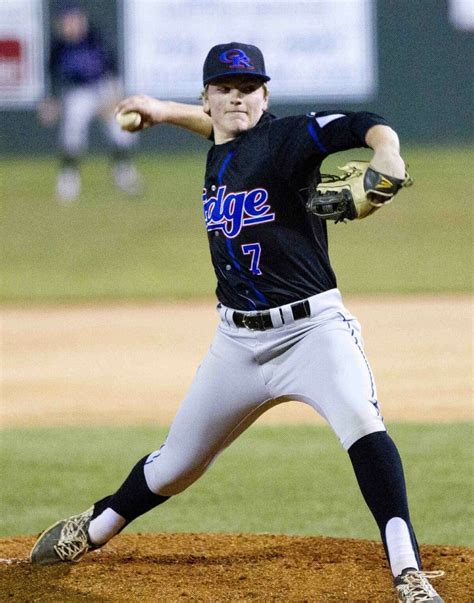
[{"left": 232, "top": 299, "right": 311, "bottom": 331}]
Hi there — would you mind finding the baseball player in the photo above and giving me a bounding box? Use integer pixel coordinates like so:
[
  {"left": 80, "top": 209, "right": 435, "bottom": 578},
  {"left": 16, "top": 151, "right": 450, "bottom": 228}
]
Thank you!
[
  {"left": 38, "top": 4, "right": 141, "bottom": 203},
  {"left": 30, "top": 42, "right": 444, "bottom": 602}
]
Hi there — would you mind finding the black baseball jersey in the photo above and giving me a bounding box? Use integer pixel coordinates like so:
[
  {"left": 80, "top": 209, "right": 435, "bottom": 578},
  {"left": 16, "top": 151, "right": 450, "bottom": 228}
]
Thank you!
[
  {"left": 49, "top": 28, "right": 116, "bottom": 94},
  {"left": 203, "top": 110, "right": 388, "bottom": 310}
]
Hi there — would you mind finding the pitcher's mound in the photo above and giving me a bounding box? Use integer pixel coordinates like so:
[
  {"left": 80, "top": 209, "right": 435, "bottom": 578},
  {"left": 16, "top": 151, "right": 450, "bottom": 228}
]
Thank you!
[{"left": 0, "top": 533, "right": 471, "bottom": 601}]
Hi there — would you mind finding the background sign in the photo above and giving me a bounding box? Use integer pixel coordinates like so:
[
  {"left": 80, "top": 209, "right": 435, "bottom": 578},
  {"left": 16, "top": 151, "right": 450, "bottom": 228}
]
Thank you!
[
  {"left": 122, "top": 0, "right": 377, "bottom": 101},
  {"left": 0, "top": 0, "right": 45, "bottom": 107},
  {"left": 448, "top": 0, "right": 474, "bottom": 30}
]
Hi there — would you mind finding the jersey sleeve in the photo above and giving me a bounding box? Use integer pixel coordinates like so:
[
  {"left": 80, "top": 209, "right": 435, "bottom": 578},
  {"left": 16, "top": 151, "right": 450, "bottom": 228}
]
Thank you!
[
  {"left": 48, "top": 40, "right": 63, "bottom": 97},
  {"left": 91, "top": 29, "right": 117, "bottom": 76},
  {"left": 269, "top": 111, "right": 389, "bottom": 183}
]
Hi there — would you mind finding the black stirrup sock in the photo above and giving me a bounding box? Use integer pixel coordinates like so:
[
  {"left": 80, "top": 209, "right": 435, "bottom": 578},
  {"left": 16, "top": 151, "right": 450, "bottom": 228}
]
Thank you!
[
  {"left": 92, "top": 455, "right": 169, "bottom": 525},
  {"left": 348, "top": 431, "right": 421, "bottom": 569}
]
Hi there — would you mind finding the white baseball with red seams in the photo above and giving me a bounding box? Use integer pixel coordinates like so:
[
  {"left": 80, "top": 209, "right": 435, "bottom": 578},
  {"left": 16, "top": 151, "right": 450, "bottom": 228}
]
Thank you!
[{"left": 116, "top": 110, "right": 142, "bottom": 131}]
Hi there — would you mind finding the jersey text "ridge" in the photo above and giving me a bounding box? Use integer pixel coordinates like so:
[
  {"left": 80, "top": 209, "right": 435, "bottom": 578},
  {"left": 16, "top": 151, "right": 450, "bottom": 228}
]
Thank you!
[{"left": 202, "top": 185, "right": 275, "bottom": 238}]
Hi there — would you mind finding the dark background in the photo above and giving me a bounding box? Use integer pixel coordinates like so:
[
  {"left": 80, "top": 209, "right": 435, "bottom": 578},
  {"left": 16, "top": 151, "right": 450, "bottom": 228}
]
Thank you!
[{"left": 2, "top": 0, "right": 473, "bottom": 154}]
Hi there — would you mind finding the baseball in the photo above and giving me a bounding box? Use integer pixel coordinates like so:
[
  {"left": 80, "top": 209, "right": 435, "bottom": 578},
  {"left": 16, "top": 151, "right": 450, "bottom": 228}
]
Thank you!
[{"left": 116, "top": 111, "right": 142, "bottom": 131}]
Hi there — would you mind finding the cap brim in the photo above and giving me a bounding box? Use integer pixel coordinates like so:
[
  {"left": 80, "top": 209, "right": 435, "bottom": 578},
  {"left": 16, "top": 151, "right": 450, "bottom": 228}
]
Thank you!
[{"left": 204, "top": 71, "right": 270, "bottom": 85}]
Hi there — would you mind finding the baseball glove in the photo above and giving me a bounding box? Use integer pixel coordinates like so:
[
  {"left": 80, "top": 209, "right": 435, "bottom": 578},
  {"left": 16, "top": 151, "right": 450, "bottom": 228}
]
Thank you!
[{"left": 306, "top": 160, "right": 413, "bottom": 223}]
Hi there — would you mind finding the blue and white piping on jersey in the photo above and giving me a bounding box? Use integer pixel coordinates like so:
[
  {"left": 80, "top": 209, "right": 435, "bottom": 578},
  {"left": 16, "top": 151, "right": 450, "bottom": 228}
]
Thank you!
[
  {"left": 213, "top": 150, "right": 269, "bottom": 309},
  {"left": 316, "top": 113, "right": 346, "bottom": 128},
  {"left": 218, "top": 150, "right": 234, "bottom": 183},
  {"left": 306, "top": 120, "right": 328, "bottom": 154},
  {"left": 307, "top": 112, "right": 346, "bottom": 129}
]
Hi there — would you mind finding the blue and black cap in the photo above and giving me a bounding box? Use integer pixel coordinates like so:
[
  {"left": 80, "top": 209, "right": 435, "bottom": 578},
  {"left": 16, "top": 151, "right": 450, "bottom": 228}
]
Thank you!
[
  {"left": 57, "top": 2, "right": 86, "bottom": 17},
  {"left": 203, "top": 42, "right": 270, "bottom": 86}
]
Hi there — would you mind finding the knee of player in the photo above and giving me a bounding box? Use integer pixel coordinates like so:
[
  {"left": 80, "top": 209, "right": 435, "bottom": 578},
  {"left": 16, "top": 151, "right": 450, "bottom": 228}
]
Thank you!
[
  {"left": 330, "top": 402, "right": 385, "bottom": 449},
  {"left": 144, "top": 450, "right": 207, "bottom": 497}
]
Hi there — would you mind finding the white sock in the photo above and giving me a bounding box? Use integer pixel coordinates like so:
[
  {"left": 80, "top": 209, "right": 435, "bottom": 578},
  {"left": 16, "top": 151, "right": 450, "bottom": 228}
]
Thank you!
[
  {"left": 88, "top": 508, "right": 126, "bottom": 546},
  {"left": 385, "top": 517, "right": 420, "bottom": 577}
]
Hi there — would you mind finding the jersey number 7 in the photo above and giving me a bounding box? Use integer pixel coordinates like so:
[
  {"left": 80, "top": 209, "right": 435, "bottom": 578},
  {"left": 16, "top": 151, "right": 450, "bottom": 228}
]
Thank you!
[{"left": 241, "top": 243, "right": 262, "bottom": 275}]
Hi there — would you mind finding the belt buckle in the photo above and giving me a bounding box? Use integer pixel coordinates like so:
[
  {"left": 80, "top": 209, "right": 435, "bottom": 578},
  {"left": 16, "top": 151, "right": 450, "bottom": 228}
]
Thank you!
[
  {"left": 242, "top": 313, "right": 256, "bottom": 330},
  {"left": 242, "top": 312, "right": 266, "bottom": 331}
]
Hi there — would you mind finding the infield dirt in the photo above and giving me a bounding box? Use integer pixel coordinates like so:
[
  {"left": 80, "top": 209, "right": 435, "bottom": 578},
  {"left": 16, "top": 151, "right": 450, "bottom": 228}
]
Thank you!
[
  {"left": 0, "top": 533, "right": 472, "bottom": 601},
  {"left": 1, "top": 296, "right": 472, "bottom": 601},
  {"left": 2, "top": 295, "right": 472, "bottom": 426}
]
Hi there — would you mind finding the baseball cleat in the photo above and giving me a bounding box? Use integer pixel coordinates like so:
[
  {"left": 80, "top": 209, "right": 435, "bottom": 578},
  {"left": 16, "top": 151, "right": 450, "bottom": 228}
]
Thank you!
[
  {"left": 394, "top": 568, "right": 445, "bottom": 602},
  {"left": 112, "top": 161, "right": 143, "bottom": 197},
  {"left": 56, "top": 167, "right": 81, "bottom": 204},
  {"left": 30, "top": 507, "right": 95, "bottom": 565}
]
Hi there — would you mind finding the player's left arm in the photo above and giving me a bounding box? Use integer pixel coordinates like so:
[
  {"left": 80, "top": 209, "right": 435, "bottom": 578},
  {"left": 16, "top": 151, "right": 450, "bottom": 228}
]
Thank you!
[
  {"left": 365, "top": 124, "right": 405, "bottom": 180},
  {"left": 305, "top": 118, "right": 413, "bottom": 221}
]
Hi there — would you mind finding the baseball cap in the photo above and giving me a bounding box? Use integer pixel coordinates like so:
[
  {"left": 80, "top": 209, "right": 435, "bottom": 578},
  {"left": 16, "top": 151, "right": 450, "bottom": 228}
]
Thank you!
[
  {"left": 203, "top": 42, "right": 270, "bottom": 85},
  {"left": 58, "top": 3, "right": 85, "bottom": 17}
]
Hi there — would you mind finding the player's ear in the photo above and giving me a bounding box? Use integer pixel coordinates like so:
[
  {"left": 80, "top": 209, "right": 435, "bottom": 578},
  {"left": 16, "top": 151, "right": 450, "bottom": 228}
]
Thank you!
[
  {"left": 201, "top": 86, "right": 211, "bottom": 115},
  {"left": 262, "top": 84, "right": 269, "bottom": 110}
]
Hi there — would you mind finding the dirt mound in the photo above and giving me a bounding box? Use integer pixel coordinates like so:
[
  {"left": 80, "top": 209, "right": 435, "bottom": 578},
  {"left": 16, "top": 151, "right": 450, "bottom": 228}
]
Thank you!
[{"left": 0, "top": 533, "right": 471, "bottom": 602}]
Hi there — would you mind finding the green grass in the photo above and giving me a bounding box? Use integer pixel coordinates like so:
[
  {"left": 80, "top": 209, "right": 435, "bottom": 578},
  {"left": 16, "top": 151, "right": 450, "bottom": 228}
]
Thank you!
[
  {"left": 1, "top": 146, "right": 472, "bottom": 303},
  {"left": 1, "top": 154, "right": 213, "bottom": 302},
  {"left": 1, "top": 423, "right": 472, "bottom": 546},
  {"left": 325, "top": 146, "right": 473, "bottom": 294}
]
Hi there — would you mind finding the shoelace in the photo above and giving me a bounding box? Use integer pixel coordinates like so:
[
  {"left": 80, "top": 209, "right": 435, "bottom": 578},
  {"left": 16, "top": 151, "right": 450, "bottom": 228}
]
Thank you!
[
  {"left": 420, "top": 571, "right": 445, "bottom": 579},
  {"left": 397, "top": 570, "right": 445, "bottom": 601},
  {"left": 53, "top": 509, "right": 92, "bottom": 561}
]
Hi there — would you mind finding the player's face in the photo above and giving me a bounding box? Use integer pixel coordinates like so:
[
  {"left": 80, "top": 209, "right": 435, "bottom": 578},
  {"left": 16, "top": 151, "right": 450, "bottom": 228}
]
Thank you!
[
  {"left": 58, "top": 12, "right": 89, "bottom": 43},
  {"left": 204, "top": 77, "right": 268, "bottom": 144}
]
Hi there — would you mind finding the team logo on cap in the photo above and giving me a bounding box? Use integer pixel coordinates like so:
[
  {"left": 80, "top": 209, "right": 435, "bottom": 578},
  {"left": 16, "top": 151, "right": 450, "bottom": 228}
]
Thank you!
[{"left": 219, "top": 48, "right": 255, "bottom": 70}]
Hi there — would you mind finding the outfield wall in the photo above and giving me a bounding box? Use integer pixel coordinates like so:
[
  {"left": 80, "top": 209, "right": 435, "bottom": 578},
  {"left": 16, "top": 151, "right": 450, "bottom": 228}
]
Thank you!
[{"left": 0, "top": 0, "right": 473, "bottom": 154}]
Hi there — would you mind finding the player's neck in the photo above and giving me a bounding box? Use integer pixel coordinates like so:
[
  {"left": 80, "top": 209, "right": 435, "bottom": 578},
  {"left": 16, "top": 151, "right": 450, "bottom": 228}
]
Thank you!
[{"left": 213, "top": 129, "right": 238, "bottom": 145}]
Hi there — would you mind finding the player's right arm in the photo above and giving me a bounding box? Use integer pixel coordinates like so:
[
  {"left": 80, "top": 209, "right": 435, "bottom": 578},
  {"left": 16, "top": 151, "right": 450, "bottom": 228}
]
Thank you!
[
  {"left": 115, "top": 95, "right": 213, "bottom": 138},
  {"left": 37, "top": 40, "right": 62, "bottom": 127}
]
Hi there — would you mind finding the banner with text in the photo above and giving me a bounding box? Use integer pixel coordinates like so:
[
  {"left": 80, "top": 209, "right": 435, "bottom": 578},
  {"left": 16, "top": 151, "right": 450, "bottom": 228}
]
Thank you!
[
  {"left": 122, "top": 0, "right": 376, "bottom": 101},
  {"left": 0, "top": 0, "right": 45, "bottom": 107}
]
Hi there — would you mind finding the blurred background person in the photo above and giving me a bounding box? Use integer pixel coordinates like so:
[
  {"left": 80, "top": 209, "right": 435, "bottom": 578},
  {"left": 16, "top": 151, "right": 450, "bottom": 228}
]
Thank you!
[{"left": 37, "top": 3, "right": 142, "bottom": 203}]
